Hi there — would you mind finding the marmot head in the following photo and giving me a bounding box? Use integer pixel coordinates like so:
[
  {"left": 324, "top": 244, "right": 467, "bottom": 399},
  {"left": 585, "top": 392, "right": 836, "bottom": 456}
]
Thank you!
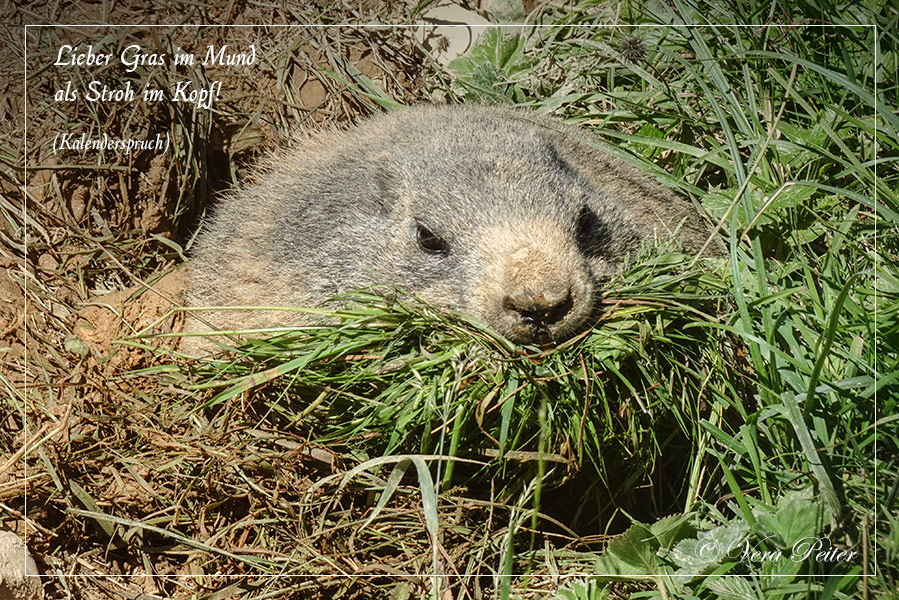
[
  {"left": 354, "top": 110, "right": 642, "bottom": 345},
  {"left": 192, "top": 105, "right": 703, "bottom": 348}
]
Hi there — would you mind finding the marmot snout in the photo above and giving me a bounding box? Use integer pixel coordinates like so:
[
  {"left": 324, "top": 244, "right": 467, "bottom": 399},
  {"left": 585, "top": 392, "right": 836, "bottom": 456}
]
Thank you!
[
  {"left": 477, "top": 221, "right": 594, "bottom": 344},
  {"left": 188, "top": 105, "right": 711, "bottom": 350}
]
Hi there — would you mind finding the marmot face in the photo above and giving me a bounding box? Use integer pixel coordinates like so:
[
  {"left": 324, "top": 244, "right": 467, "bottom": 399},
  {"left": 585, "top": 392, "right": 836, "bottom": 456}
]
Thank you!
[
  {"left": 391, "top": 213, "right": 601, "bottom": 346},
  {"left": 189, "top": 105, "right": 706, "bottom": 350},
  {"left": 381, "top": 140, "right": 611, "bottom": 345}
]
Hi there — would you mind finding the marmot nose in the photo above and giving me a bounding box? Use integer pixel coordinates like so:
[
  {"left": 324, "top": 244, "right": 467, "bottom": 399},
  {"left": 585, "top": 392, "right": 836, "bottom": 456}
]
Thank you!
[{"left": 502, "top": 288, "right": 574, "bottom": 329}]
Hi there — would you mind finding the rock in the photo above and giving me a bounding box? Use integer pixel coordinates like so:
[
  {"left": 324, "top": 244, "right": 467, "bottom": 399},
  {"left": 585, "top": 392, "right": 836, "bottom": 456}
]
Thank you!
[
  {"left": 413, "top": 1, "right": 491, "bottom": 66},
  {"left": 0, "top": 530, "right": 42, "bottom": 600}
]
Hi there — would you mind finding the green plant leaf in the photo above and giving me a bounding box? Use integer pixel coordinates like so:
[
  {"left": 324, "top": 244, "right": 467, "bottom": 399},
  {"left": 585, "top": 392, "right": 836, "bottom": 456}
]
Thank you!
[
  {"left": 667, "top": 519, "right": 749, "bottom": 575},
  {"left": 594, "top": 522, "right": 661, "bottom": 577}
]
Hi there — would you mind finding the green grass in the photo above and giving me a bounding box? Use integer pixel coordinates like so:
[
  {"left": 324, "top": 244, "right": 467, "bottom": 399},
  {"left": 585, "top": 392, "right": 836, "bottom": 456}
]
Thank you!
[
  {"left": 176, "top": 245, "right": 727, "bottom": 515},
  {"left": 449, "top": 3, "right": 896, "bottom": 597}
]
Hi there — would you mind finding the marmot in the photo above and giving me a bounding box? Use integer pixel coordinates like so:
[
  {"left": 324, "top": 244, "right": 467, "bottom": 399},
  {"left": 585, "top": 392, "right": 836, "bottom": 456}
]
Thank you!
[{"left": 188, "top": 105, "right": 711, "bottom": 349}]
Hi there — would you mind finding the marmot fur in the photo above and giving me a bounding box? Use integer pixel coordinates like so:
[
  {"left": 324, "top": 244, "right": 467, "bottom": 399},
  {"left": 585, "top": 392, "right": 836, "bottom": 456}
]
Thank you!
[{"left": 188, "top": 105, "right": 710, "bottom": 348}]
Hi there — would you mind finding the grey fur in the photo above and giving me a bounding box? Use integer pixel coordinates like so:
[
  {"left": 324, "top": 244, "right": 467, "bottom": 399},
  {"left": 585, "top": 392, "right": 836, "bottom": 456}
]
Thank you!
[{"left": 188, "top": 105, "right": 711, "bottom": 347}]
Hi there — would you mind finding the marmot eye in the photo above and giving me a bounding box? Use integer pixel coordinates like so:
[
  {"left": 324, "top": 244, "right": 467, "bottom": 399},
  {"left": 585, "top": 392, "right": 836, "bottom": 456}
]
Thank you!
[{"left": 416, "top": 223, "right": 449, "bottom": 256}]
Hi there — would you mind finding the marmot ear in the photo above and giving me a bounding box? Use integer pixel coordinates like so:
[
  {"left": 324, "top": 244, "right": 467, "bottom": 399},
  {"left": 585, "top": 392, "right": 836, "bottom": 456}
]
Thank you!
[
  {"left": 575, "top": 204, "right": 612, "bottom": 258},
  {"left": 544, "top": 128, "right": 715, "bottom": 256},
  {"left": 372, "top": 150, "right": 399, "bottom": 215}
]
